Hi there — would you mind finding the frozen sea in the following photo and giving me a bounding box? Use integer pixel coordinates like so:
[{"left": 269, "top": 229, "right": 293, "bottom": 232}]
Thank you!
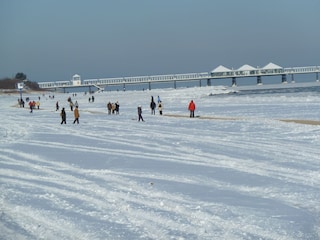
[{"left": 1, "top": 83, "right": 320, "bottom": 240}]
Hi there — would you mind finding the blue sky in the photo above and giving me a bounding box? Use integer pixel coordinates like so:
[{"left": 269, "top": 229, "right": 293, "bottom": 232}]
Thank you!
[{"left": 1, "top": 0, "right": 319, "bottom": 82}]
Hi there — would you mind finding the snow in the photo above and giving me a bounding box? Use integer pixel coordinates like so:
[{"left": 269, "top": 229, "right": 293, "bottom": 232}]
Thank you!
[
  {"left": 1, "top": 85, "right": 320, "bottom": 240},
  {"left": 211, "top": 65, "right": 231, "bottom": 73},
  {"left": 237, "top": 64, "right": 257, "bottom": 71},
  {"left": 262, "top": 63, "right": 283, "bottom": 70}
]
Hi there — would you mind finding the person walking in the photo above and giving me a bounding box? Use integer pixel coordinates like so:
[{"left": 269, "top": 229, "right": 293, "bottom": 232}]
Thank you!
[
  {"left": 73, "top": 106, "right": 80, "bottom": 124},
  {"left": 29, "top": 101, "right": 33, "bottom": 113},
  {"left": 150, "top": 96, "right": 156, "bottom": 115},
  {"left": 107, "top": 102, "right": 112, "bottom": 114},
  {"left": 60, "top": 107, "right": 66, "bottom": 124},
  {"left": 70, "top": 101, "right": 74, "bottom": 111},
  {"left": 137, "top": 105, "right": 144, "bottom": 122},
  {"left": 115, "top": 101, "right": 120, "bottom": 114},
  {"left": 188, "top": 100, "right": 196, "bottom": 118},
  {"left": 158, "top": 101, "right": 163, "bottom": 115}
]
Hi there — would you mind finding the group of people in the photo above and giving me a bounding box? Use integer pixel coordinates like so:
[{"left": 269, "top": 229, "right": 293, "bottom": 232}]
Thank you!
[
  {"left": 67, "top": 97, "right": 79, "bottom": 111},
  {"left": 60, "top": 105, "right": 80, "bottom": 124},
  {"left": 29, "top": 100, "right": 40, "bottom": 113},
  {"left": 137, "top": 96, "right": 163, "bottom": 122},
  {"left": 88, "top": 95, "right": 95, "bottom": 102},
  {"left": 17, "top": 98, "right": 25, "bottom": 108},
  {"left": 49, "top": 94, "right": 195, "bottom": 124},
  {"left": 18, "top": 93, "right": 196, "bottom": 124},
  {"left": 107, "top": 101, "right": 120, "bottom": 114},
  {"left": 60, "top": 97, "right": 80, "bottom": 124},
  {"left": 18, "top": 98, "right": 41, "bottom": 113},
  {"left": 149, "top": 96, "right": 163, "bottom": 115},
  {"left": 137, "top": 97, "right": 196, "bottom": 122}
]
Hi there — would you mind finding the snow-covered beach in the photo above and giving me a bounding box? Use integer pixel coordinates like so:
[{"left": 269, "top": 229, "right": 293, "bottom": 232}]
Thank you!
[{"left": 1, "top": 85, "right": 320, "bottom": 240}]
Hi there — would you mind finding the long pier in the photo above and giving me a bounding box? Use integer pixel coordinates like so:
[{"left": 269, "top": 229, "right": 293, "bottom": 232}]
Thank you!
[{"left": 37, "top": 63, "right": 320, "bottom": 92}]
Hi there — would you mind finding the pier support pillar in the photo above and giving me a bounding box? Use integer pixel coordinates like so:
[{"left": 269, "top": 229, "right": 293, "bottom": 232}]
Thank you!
[
  {"left": 199, "top": 80, "right": 202, "bottom": 87},
  {"left": 257, "top": 76, "right": 262, "bottom": 85},
  {"left": 123, "top": 83, "right": 126, "bottom": 91},
  {"left": 148, "top": 82, "right": 151, "bottom": 90},
  {"left": 207, "top": 79, "right": 211, "bottom": 86},
  {"left": 232, "top": 77, "right": 237, "bottom": 86},
  {"left": 174, "top": 80, "right": 177, "bottom": 89},
  {"left": 291, "top": 74, "right": 295, "bottom": 83},
  {"left": 316, "top": 72, "right": 319, "bottom": 82},
  {"left": 282, "top": 74, "right": 287, "bottom": 83}
]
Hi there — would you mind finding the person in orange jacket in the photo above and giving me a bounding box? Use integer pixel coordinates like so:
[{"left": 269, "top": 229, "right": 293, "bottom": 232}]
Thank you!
[
  {"left": 73, "top": 106, "right": 80, "bottom": 124},
  {"left": 188, "top": 100, "right": 196, "bottom": 118}
]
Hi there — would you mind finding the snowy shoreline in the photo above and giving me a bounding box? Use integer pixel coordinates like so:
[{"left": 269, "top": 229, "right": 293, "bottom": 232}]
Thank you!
[{"left": 1, "top": 86, "right": 320, "bottom": 239}]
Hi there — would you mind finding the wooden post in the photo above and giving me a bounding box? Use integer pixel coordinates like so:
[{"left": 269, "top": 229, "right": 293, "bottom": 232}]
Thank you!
[
  {"left": 232, "top": 77, "right": 237, "bottom": 86},
  {"left": 281, "top": 74, "right": 287, "bottom": 83},
  {"left": 257, "top": 76, "right": 262, "bottom": 85}
]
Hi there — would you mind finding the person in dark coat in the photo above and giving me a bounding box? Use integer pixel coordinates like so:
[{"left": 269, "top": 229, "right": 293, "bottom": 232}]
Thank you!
[
  {"left": 150, "top": 96, "right": 156, "bottom": 115},
  {"left": 115, "top": 101, "right": 120, "bottom": 114},
  {"left": 137, "top": 105, "right": 144, "bottom": 122},
  {"left": 60, "top": 108, "right": 66, "bottom": 124}
]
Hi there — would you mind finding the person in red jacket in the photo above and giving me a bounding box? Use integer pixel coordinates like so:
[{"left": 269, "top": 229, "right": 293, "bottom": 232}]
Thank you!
[{"left": 188, "top": 100, "right": 196, "bottom": 118}]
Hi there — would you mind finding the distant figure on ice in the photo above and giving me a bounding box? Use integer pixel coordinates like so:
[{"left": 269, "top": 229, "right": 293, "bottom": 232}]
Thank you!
[
  {"left": 157, "top": 95, "right": 161, "bottom": 103},
  {"left": 107, "top": 102, "right": 112, "bottom": 114},
  {"left": 29, "top": 101, "right": 33, "bottom": 113},
  {"left": 73, "top": 106, "right": 80, "bottom": 124},
  {"left": 56, "top": 101, "right": 59, "bottom": 111},
  {"left": 112, "top": 103, "right": 116, "bottom": 114},
  {"left": 60, "top": 108, "right": 66, "bottom": 124},
  {"left": 69, "top": 101, "right": 74, "bottom": 111},
  {"left": 18, "top": 98, "right": 25, "bottom": 108},
  {"left": 158, "top": 101, "right": 163, "bottom": 115},
  {"left": 115, "top": 101, "right": 120, "bottom": 114},
  {"left": 150, "top": 96, "right": 156, "bottom": 115},
  {"left": 188, "top": 100, "right": 196, "bottom": 118},
  {"left": 137, "top": 105, "right": 144, "bottom": 122}
]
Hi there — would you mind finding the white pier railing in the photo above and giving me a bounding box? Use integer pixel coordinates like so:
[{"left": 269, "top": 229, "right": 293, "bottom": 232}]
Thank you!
[{"left": 37, "top": 65, "right": 319, "bottom": 89}]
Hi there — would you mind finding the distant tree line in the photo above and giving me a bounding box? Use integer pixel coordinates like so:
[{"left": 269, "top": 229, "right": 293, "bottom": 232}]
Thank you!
[
  {"left": 0, "top": 72, "right": 40, "bottom": 90},
  {"left": 15, "top": 72, "right": 27, "bottom": 80}
]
